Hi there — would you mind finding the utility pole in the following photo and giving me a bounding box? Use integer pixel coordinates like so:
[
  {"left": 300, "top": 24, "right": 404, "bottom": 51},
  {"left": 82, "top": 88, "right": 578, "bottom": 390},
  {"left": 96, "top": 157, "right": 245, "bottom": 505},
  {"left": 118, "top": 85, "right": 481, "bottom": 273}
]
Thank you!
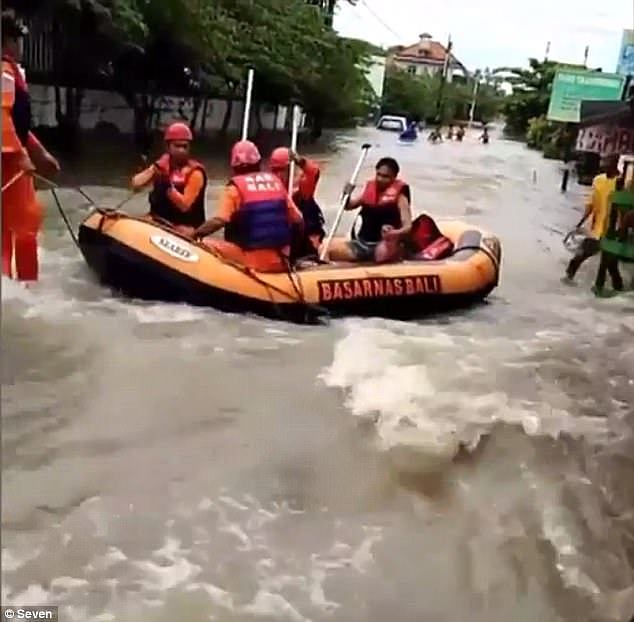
[
  {"left": 583, "top": 45, "right": 589, "bottom": 67},
  {"left": 435, "top": 33, "right": 452, "bottom": 126},
  {"left": 544, "top": 41, "right": 551, "bottom": 61},
  {"left": 467, "top": 73, "right": 480, "bottom": 129}
]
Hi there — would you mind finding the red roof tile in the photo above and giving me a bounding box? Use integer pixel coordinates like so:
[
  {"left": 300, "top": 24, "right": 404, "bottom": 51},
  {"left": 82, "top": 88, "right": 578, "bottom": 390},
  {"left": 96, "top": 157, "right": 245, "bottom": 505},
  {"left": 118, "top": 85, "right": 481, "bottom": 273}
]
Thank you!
[{"left": 390, "top": 39, "right": 465, "bottom": 70}]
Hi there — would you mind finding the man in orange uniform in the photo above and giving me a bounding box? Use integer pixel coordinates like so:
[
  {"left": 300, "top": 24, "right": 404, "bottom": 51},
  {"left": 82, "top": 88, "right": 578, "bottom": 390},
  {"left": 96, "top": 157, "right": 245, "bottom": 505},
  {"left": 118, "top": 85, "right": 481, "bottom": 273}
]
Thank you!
[
  {"left": 2, "top": 10, "right": 60, "bottom": 282},
  {"left": 131, "top": 122, "right": 207, "bottom": 236},
  {"left": 268, "top": 147, "right": 325, "bottom": 259},
  {"left": 193, "top": 140, "right": 304, "bottom": 273}
]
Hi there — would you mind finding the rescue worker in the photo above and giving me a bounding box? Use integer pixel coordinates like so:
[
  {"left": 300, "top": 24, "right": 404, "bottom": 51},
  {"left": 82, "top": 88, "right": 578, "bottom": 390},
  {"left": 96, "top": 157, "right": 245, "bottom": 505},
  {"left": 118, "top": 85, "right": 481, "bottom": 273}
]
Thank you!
[
  {"left": 2, "top": 10, "right": 60, "bottom": 282},
  {"left": 322, "top": 157, "right": 412, "bottom": 263},
  {"left": 130, "top": 121, "right": 207, "bottom": 236},
  {"left": 564, "top": 153, "right": 622, "bottom": 290},
  {"left": 268, "top": 146, "right": 325, "bottom": 259},
  {"left": 193, "top": 140, "right": 304, "bottom": 273}
]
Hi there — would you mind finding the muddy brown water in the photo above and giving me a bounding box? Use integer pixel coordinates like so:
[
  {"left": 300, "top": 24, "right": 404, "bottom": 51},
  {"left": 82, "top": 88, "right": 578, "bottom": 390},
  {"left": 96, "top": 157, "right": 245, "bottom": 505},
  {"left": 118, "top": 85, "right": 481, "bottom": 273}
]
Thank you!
[{"left": 2, "top": 126, "right": 634, "bottom": 622}]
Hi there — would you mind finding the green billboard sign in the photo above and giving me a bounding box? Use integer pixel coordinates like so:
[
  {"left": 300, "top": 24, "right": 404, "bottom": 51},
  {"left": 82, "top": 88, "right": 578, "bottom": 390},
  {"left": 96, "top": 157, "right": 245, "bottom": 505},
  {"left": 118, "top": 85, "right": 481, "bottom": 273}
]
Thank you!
[{"left": 546, "top": 69, "right": 626, "bottom": 123}]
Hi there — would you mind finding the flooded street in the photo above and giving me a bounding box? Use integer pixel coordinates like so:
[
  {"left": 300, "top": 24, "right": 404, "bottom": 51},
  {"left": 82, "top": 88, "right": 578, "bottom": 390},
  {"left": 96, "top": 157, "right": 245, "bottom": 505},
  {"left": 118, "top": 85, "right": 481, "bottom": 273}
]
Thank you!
[{"left": 2, "top": 127, "right": 634, "bottom": 622}]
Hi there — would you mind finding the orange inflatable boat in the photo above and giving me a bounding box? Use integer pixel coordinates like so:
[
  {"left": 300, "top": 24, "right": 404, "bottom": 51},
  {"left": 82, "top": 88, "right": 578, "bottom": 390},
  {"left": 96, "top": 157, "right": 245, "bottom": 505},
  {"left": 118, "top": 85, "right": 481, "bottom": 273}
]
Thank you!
[{"left": 78, "top": 210, "right": 501, "bottom": 322}]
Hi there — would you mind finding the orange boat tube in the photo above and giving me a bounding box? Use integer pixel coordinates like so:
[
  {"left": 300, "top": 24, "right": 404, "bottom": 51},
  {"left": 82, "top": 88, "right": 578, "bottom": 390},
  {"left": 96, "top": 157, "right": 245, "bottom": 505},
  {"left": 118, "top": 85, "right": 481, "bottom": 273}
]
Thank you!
[{"left": 78, "top": 210, "right": 501, "bottom": 322}]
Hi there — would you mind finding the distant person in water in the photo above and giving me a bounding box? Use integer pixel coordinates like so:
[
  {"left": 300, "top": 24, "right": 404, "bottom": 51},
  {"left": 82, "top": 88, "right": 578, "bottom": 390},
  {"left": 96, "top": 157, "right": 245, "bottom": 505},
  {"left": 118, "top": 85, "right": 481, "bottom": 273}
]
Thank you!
[
  {"left": 321, "top": 157, "right": 412, "bottom": 263},
  {"left": 399, "top": 121, "right": 418, "bottom": 141},
  {"left": 564, "top": 153, "right": 623, "bottom": 290},
  {"left": 455, "top": 125, "right": 465, "bottom": 142},
  {"left": 479, "top": 126, "right": 489, "bottom": 144},
  {"left": 131, "top": 122, "right": 207, "bottom": 236},
  {"left": 428, "top": 127, "right": 443, "bottom": 143},
  {"left": 446, "top": 125, "right": 454, "bottom": 140}
]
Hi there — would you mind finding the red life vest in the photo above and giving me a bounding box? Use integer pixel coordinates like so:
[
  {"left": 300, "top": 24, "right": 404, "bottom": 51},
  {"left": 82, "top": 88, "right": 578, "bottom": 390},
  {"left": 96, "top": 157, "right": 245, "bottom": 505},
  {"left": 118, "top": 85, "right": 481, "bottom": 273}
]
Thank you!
[
  {"left": 409, "top": 214, "right": 454, "bottom": 260},
  {"left": 225, "top": 172, "right": 291, "bottom": 250},
  {"left": 2, "top": 54, "right": 31, "bottom": 146},
  {"left": 149, "top": 155, "right": 207, "bottom": 227},
  {"left": 357, "top": 179, "right": 407, "bottom": 243}
]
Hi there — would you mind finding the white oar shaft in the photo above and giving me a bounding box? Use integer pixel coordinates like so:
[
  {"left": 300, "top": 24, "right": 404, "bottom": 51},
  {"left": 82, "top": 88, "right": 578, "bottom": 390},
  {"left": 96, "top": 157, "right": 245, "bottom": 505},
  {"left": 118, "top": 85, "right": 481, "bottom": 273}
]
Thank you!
[
  {"left": 319, "top": 145, "right": 371, "bottom": 262},
  {"left": 241, "top": 68, "right": 254, "bottom": 141},
  {"left": 288, "top": 105, "right": 300, "bottom": 194}
]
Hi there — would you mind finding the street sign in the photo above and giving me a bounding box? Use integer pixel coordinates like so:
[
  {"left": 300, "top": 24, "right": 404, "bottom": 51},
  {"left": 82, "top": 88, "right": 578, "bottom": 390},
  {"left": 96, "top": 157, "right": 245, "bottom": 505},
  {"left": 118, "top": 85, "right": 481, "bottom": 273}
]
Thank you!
[{"left": 546, "top": 69, "right": 626, "bottom": 123}]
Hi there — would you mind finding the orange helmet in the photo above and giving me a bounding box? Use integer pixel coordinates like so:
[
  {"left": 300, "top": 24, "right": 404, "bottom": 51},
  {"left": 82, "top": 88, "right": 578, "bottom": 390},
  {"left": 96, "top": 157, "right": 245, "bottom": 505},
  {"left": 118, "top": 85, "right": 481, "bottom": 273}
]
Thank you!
[
  {"left": 230, "top": 140, "right": 261, "bottom": 168},
  {"left": 269, "top": 147, "right": 290, "bottom": 170},
  {"left": 164, "top": 122, "right": 193, "bottom": 142}
]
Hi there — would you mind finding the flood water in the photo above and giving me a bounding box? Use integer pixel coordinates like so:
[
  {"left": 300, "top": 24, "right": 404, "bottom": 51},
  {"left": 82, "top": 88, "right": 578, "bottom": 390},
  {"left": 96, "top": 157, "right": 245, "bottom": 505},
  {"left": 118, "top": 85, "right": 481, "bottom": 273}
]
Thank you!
[{"left": 2, "top": 127, "right": 634, "bottom": 622}]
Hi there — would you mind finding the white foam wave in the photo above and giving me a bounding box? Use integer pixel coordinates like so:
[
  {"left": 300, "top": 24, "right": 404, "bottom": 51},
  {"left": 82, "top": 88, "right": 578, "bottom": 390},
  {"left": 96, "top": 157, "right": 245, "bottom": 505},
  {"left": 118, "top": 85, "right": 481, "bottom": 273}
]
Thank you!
[
  {"left": 3, "top": 492, "right": 384, "bottom": 620},
  {"left": 321, "top": 320, "right": 612, "bottom": 469}
]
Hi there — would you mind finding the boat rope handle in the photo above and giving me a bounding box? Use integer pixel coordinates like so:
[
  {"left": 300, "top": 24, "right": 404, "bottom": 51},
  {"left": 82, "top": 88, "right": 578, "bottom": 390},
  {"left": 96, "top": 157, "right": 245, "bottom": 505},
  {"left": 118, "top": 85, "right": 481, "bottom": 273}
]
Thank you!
[
  {"left": 33, "top": 172, "right": 97, "bottom": 207},
  {"left": 2, "top": 170, "right": 25, "bottom": 193},
  {"left": 50, "top": 187, "right": 80, "bottom": 249},
  {"left": 99, "top": 210, "right": 311, "bottom": 305}
]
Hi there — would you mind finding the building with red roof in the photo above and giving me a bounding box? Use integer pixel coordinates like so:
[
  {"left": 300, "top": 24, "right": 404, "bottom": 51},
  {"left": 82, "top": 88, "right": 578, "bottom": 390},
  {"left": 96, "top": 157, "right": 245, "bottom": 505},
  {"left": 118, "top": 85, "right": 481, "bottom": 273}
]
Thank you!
[{"left": 387, "top": 33, "right": 467, "bottom": 82}]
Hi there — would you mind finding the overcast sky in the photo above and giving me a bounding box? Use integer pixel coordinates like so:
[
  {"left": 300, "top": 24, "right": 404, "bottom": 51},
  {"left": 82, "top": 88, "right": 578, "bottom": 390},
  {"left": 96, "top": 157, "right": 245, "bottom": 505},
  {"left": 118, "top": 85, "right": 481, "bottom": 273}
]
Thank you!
[{"left": 334, "top": 0, "right": 633, "bottom": 73}]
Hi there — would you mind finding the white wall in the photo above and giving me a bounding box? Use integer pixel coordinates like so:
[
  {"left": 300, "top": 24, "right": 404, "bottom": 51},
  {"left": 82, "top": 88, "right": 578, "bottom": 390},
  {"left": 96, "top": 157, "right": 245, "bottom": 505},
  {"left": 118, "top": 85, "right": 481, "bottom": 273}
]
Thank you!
[
  {"left": 28, "top": 84, "right": 299, "bottom": 135},
  {"left": 393, "top": 60, "right": 454, "bottom": 82},
  {"left": 365, "top": 55, "right": 387, "bottom": 99}
]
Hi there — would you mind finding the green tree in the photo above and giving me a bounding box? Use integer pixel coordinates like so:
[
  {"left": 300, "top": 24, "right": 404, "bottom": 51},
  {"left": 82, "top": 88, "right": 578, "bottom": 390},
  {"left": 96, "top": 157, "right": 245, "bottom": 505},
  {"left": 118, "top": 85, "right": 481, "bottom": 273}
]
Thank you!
[
  {"left": 495, "top": 58, "right": 584, "bottom": 137},
  {"left": 13, "top": 0, "right": 374, "bottom": 148},
  {"left": 381, "top": 67, "right": 503, "bottom": 124},
  {"left": 381, "top": 68, "right": 443, "bottom": 121},
  {"left": 494, "top": 59, "right": 558, "bottom": 137}
]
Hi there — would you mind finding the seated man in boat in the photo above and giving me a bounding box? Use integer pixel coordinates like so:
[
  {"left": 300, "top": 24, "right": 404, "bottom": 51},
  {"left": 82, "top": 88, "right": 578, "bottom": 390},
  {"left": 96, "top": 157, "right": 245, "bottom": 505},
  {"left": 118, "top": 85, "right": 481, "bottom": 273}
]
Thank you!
[
  {"left": 193, "top": 140, "right": 304, "bottom": 273},
  {"left": 321, "top": 157, "right": 412, "bottom": 263},
  {"left": 130, "top": 122, "right": 207, "bottom": 236},
  {"left": 268, "top": 147, "right": 325, "bottom": 260}
]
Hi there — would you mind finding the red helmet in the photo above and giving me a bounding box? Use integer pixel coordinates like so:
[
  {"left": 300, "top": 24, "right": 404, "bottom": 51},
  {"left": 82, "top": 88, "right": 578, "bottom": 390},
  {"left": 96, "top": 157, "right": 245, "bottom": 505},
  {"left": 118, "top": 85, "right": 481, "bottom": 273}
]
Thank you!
[
  {"left": 269, "top": 147, "right": 290, "bottom": 170},
  {"left": 230, "top": 140, "right": 261, "bottom": 168},
  {"left": 164, "top": 122, "right": 193, "bottom": 142}
]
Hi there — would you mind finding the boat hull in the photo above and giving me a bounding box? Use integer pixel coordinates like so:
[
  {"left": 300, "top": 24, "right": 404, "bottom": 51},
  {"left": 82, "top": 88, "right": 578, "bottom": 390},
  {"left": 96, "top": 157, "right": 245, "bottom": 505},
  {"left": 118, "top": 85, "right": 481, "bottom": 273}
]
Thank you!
[{"left": 78, "top": 211, "right": 501, "bottom": 323}]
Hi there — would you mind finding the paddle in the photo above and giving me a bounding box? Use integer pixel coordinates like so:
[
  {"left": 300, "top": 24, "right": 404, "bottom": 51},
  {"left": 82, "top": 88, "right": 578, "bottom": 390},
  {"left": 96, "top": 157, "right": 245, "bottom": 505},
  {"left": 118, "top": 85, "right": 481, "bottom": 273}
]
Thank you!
[
  {"left": 241, "top": 68, "right": 255, "bottom": 141},
  {"left": 319, "top": 143, "right": 372, "bottom": 262},
  {"left": 287, "top": 104, "right": 300, "bottom": 194}
]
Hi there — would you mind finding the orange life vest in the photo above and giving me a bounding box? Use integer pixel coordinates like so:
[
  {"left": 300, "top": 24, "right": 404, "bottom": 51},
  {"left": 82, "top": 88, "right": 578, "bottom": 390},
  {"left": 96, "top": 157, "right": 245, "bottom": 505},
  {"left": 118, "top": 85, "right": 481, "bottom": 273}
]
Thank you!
[
  {"left": 2, "top": 55, "right": 31, "bottom": 146},
  {"left": 149, "top": 155, "right": 207, "bottom": 227}
]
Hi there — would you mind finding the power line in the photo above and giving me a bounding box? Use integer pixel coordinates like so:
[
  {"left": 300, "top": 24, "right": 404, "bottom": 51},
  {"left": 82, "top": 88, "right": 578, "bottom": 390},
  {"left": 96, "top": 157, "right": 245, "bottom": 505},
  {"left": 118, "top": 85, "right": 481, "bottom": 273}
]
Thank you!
[{"left": 358, "top": 0, "right": 403, "bottom": 42}]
